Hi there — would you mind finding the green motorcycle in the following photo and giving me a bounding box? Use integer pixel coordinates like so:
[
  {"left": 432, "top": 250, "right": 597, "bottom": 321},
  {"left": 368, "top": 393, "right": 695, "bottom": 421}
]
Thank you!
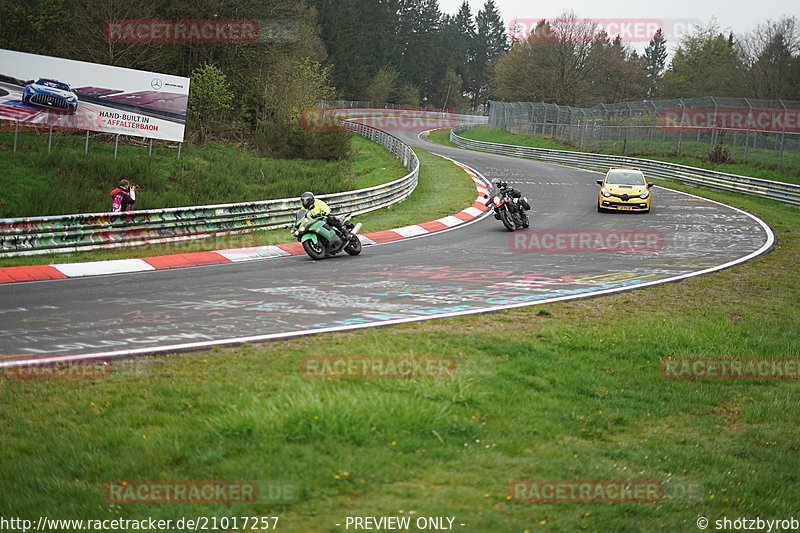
[{"left": 291, "top": 209, "right": 363, "bottom": 260}]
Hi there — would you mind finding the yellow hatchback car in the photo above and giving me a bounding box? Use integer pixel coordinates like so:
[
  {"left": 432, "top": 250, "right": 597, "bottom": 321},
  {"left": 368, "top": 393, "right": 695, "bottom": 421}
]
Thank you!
[{"left": 597, "top": 168, "right": 653, "bottom": 213}]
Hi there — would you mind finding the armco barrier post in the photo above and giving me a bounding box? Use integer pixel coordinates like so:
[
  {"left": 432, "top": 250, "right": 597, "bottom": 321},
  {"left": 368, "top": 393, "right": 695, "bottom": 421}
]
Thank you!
[
  {"left": 624, "top": 103, "right": 632, "bottom": 154},
  {"left": 779, "top": 101, "right": 787, "bottom": 168},
  {"left": 709, "top": 97, "right": 718, "bottom": 155},
  {"left": 648, "top": 101, "right": 657, "bottom": 154},
  {"left": 677, "top": 99, "right": 686, "bottom": 156}
]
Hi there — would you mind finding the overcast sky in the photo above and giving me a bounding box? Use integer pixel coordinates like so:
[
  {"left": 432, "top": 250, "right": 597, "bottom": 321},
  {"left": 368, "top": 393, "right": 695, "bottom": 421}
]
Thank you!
[{"left": 440, "top": 0, "right": 798, "bottom": 53}]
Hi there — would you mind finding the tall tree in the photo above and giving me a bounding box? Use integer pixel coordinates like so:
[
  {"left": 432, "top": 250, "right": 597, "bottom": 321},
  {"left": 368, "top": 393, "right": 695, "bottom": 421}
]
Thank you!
[
  {"left": 452, "top": 1, "right": 476, "bottom": 84},
  {"left": 492, "top": 13, "right": 649, "bottom": 106},
  {"left": 431, "top": 1, "right": 474, "bottom": 109},
  {"left": 644, "top": 29, "right": 668, "bottom": 97},
  {"left": 588, "top": 36, "right": 647, "bottom": 104},
  {"left": 187, "top": 63, "right": 233, "bottom": 144},
  {"left": 739, "top": 16, "right": 800, "bottom": 99},
  {"left": 470, "top": 0, "right": 508, "bottom": 110},
  {"left": 660, "top": 22, "right": 745, "bottom": 97},
  {"left": 310, "top": 0, "right": 399, "bottom": 99},
  {"left": 365, "top": 67, "right": 399, "bottom": 104}
]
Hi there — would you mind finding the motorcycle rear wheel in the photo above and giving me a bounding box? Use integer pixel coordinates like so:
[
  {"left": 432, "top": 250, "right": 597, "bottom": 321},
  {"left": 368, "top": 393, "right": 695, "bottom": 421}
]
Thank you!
[{"left": 344, "top": 236, "right": 362, "bottom": 255}]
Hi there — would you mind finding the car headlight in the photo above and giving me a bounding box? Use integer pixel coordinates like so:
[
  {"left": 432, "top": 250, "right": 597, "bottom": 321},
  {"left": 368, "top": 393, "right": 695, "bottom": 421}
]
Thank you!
[
  {"left": 25, "top": 86, "right": 33, "bottom": 93},
  {"left": 639, "top": 191, "right": 649, "bottom": 199},
  {"left": 67, "top": 95, "right": 76, "bottom": 102},
  {"left": 601, "top": 188, "right": 611, "bottom": 197},
  {"left": 493, "top": 196, "right": 501, "bottom": 204}
]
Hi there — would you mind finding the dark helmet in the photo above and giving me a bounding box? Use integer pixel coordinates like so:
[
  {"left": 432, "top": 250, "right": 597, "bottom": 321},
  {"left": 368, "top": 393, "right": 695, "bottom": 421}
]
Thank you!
[
  {"left": 300, "top": 191, "right": 315, "bottom": 209},
  {"left": 498, "top": 180, "right": 509, "bottom": 189}
]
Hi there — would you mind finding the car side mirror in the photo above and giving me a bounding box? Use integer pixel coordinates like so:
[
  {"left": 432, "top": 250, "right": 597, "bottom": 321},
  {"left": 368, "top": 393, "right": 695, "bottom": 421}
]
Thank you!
[
  {"left": 596, "top": 180, "right": 603, "bottom": 186},
  {"left": 647, "top": 183, "right": 653, "bottom": 189}
]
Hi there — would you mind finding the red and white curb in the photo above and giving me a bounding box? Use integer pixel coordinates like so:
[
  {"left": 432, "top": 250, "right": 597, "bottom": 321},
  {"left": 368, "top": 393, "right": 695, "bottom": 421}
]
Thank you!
[{"left": 0, "top": 157, "right": 490, "bottom": 284}]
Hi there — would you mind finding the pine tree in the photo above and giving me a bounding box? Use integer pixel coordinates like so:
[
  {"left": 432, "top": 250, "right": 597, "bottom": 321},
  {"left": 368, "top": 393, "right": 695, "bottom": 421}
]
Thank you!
[
  {"left": 644, "top": 29, "right": 667, "bottom": 97},
  {"left": 452, "top": 1, "right": 475, "bottom": 87},
  {"left": 470, "top": 0, "right": 508, "bottom": 110}
]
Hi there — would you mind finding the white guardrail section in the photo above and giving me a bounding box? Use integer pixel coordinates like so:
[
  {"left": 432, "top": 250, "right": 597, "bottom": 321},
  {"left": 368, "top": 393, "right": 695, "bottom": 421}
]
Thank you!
[
  {"left": 451, "top": 126, "right": 800, "bottom": 207},
  {"left": 0, "top": 121, "right": 420, "bottom": 257}
]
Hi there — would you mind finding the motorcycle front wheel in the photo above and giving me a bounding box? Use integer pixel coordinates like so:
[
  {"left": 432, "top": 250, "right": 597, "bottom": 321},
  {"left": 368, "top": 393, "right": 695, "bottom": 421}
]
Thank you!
[
  {"left": 302, "top": 238, "right": 327, "bottom": 260},
  {"left": 500, "top": 209, "right": 515, "bottom": 232}
]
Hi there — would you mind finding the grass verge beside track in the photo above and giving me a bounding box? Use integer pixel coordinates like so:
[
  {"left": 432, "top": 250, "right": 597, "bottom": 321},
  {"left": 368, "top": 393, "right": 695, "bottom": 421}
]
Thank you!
[
  {"left": 1, "top": 178, "right": 797, "bottom": 530},
  {"left": 0, "top": 147, "right": 477, "bottom": 267},
  {"left": 0, "top": 133, "right": 403, "bottom": 218},
  {"left": 425, "top": 128, "right": 459, "bottom": 148},
  {"left": 451, "top": 125, "right": 800, "bottom": 184}
]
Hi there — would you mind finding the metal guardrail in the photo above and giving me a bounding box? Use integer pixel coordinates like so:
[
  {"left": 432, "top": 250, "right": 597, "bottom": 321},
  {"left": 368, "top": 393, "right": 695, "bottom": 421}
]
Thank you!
[
  {"left": 451, "top": 126, "right": 800, "bottom": 207},
  {"left": 331, "top": 108, "right": 488, "bottom": 125},
  {"left": 0, "top": 121, "right": 419, "bottom": 257}
]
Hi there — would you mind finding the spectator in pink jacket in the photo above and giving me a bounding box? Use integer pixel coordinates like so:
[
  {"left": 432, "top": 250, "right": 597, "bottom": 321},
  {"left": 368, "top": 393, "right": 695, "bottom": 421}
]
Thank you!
[{"left": 110, "top": 179, "right": 138, "bottom": 212}]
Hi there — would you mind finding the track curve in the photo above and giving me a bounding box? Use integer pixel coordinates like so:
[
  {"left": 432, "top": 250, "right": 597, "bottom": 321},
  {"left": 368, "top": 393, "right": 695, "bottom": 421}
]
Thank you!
[{"left": 0, "top": 120, "right": 774, "bottom": 366}]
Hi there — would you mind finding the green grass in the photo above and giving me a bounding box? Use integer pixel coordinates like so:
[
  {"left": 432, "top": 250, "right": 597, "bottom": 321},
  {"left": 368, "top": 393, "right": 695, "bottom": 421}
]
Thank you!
[
  {"left": 0, "top": 131, "right": 405, "bottom": 218},
  {"left": 1, "top": 182, "right": 797, "bottom": 530},
  {"left": 425, "top": 128, "right": 459, "bottom": 148},
  {"left": 453, "top": 125, "right": 800, "bottom": 184},
  {"left": 0, "top": 148, "right": 477, "bottom": 267}
]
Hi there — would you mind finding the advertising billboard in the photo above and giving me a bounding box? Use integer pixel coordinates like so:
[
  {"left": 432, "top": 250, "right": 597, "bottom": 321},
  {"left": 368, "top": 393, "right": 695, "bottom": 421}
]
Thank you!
[{"left": 0, "top": 49, "right": 190, "bottom": 142}]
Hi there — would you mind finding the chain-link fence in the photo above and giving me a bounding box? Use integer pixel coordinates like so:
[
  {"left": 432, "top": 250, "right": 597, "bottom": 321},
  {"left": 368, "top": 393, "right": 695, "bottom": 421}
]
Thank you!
[{"left": 489, "top": 98, "right": 800, "bottom": 168}]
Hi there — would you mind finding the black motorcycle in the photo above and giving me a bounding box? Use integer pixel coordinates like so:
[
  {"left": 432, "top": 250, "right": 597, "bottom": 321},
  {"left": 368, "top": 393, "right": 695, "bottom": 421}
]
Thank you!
[{"left": 484, "top": 189, "right": 530, "bottom": 231}]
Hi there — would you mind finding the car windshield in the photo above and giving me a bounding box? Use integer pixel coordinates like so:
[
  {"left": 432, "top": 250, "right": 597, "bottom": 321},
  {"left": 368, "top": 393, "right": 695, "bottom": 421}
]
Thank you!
[
  {"left": 606, "top": 171, "right": 645, "bottom": 185},
  {"left": 37, "top": 79, "right": 70, "bottom": 91}
]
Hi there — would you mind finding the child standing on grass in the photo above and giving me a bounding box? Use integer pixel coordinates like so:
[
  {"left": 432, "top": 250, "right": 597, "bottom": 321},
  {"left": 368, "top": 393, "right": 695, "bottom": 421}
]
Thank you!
[{"left": 110, "top": 179, "right": 138, "bottom": 212}]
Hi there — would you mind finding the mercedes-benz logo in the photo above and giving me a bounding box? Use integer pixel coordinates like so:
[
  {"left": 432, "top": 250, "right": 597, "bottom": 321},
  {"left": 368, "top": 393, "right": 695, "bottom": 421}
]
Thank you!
[
  {"left": 151, "top": 78, "right": 163, "bottom": 90},
  {"left": 621, "top": 194, "right": 629, "bottom": 201}
]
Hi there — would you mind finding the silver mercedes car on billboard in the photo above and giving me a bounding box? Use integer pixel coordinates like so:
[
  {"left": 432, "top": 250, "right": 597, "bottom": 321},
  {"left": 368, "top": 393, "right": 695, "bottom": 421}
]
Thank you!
[{"left": 22, "top": 78, "right": 78, "bottom": 114}]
